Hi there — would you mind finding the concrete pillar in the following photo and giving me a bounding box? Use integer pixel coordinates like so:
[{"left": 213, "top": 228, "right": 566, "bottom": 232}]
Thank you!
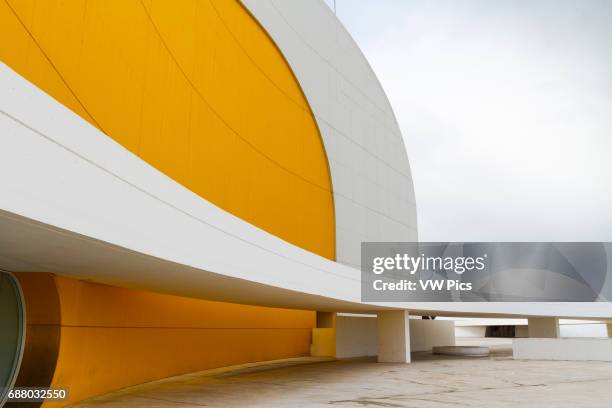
[
  {"left": 527, "top": 317, "right": 559, "bottom": 338},
  {"left": 377, "top": 310, "right": 411, "bottom": 363},
  {"left": 607, "top": 323, "right": 612, "bottom": 338}
]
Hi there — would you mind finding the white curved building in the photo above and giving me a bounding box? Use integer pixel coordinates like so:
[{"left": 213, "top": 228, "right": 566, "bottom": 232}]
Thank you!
[
  {"left": 0, "top": 1, "right": 611, "bottom": 406},
  {"left": 242, "top": 0, "right": 418, "bottom": 268}
]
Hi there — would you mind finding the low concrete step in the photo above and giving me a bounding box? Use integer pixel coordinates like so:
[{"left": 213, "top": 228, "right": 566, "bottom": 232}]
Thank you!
[{"left": 432, "top": 346, "right": 490, "bottom": 357}]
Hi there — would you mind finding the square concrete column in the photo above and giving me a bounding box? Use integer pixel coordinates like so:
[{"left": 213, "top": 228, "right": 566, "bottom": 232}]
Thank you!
[
  {"left": 377, "top": 310, "right": 411, "bottom": 363},
  {"left": 528, "top": 317, "right": 559, "bottom": 338}
]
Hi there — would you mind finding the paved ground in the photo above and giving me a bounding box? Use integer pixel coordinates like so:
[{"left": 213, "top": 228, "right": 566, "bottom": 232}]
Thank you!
[{"left": 74, "top": 340, "right": 612, "bottom": 408}]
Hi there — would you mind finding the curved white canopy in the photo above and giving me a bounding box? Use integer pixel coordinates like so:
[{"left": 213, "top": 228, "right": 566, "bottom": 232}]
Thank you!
[{"left": 2, "top": 63, "right": 611, "bottom": 319}]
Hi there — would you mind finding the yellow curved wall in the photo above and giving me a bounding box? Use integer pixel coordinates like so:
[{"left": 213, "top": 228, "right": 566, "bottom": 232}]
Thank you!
[
  {"left": 15, "top": 273, "right": 315, "bottom": 407},
  {"left": 0, "top": 0, "right": 335, "bottom": 259}
]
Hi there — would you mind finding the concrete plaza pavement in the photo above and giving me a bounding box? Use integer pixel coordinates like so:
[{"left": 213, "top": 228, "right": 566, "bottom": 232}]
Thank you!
[{"left": 73, "top": 340, "right": 612, "bottom": 408}]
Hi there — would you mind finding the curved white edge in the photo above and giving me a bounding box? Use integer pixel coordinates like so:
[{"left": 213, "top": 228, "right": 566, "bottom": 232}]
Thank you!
[
  {"left": 240, "top": 0, "right": 418, "bottom": 269},
  {"left": 1, "top": 64, "right": 612, "bottom": 319}
]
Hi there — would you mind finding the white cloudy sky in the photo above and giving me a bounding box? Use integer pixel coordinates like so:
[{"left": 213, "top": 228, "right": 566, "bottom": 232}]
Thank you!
[{"left": 326, "top": 0, "right": 612, "bottom": 242}]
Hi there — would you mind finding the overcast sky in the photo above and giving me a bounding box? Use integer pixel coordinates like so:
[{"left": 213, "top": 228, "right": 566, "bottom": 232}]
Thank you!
[{"left": 326, "top": 0, "right": 612, "bottom": 242}]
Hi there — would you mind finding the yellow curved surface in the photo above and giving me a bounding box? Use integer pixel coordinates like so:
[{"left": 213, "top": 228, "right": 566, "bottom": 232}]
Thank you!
[
  {"left": 0, "top": 0, "right": 335, "bottom": 260},
  {"left": 15, "top": 273, "right": 315, "bottom": 407}
]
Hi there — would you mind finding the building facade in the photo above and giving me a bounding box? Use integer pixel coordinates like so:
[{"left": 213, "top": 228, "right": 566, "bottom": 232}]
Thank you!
[
  {"left": 0, "top": 1, "right": 416, "bottom": 406},
  {"left": 3, "top": 1, "right": 612, "bottom": 407}
]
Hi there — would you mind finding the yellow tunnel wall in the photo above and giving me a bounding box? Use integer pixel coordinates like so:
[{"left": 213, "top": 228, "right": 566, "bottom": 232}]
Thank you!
[{"left": 14, "top": 273, "right": 315, "bottom": 407}]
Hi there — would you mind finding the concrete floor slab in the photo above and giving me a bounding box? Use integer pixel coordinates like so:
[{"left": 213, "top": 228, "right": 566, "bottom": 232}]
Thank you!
[{"left": 73, "top": 341, "right": 612, "bottom": 408}]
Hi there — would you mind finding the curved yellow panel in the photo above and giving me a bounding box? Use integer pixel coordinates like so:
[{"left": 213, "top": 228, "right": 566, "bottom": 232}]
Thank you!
[
  {"left": 0, "top": 0, "right": 335, "bottom": 260},
  {"left": 15, "top": 273, "right": 314, "bottom": 407}
]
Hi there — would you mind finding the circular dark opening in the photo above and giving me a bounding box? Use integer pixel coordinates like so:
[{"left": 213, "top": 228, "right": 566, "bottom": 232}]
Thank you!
[{"left": 0, "top": 271, "right": 25, "bottom": 406}]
